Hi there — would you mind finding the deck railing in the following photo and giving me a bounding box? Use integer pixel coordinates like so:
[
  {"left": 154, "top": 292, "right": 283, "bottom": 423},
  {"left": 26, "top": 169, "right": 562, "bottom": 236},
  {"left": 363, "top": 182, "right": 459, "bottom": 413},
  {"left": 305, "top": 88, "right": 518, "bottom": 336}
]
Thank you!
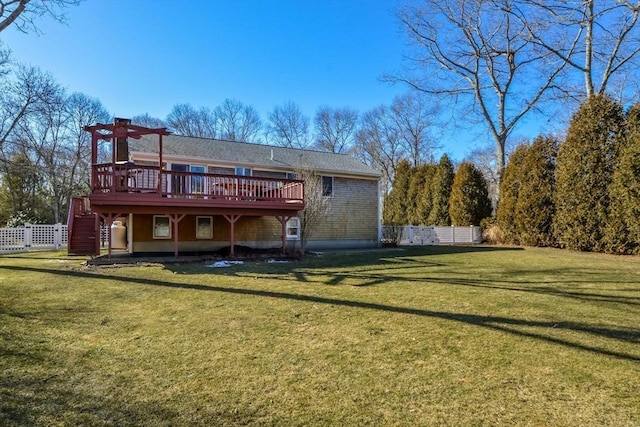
[{"left": 92, "top": 163, "right": 305, "bottom": 202}]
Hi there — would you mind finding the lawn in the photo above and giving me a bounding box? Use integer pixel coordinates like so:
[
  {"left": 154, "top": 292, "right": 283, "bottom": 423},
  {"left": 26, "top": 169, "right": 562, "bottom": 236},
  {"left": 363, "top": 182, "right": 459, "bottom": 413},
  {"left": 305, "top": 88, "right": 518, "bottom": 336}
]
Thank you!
[{"left": 1, "top": 246, "right": 639, "bottom": 426}]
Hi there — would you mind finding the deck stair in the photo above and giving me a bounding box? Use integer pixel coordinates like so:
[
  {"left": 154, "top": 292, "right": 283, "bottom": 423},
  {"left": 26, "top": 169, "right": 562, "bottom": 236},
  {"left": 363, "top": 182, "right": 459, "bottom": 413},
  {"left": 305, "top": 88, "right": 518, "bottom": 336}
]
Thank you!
[{"left": 67, "top": 197, "right": 100, "bottom": 256}]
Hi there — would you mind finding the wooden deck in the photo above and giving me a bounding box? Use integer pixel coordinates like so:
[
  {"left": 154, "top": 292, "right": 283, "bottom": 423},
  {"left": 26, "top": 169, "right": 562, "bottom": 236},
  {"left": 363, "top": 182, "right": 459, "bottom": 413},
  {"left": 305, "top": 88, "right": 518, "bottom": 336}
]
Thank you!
[{"left": 89, "top": 163, "right": 305, "bottom": 215}]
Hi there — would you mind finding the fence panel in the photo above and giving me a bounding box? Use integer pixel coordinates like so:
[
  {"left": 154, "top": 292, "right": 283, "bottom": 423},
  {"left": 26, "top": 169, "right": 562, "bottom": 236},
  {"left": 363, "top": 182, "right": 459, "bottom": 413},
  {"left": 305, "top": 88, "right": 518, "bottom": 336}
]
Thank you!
[
  {"left": 0, "top": 227, "right": 27, "bottom": 253},
  {"left": 0, "top": 223, "right": 92, "bottom": 254},
  {"left": 383, "top": 225, "right": 482, "bottom": 246}
]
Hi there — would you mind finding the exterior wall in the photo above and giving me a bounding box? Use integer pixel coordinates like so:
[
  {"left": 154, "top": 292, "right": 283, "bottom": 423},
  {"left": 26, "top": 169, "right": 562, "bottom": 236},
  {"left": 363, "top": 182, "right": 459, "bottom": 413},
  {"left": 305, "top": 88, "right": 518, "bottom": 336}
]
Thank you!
[
  {"left": 125, "top": 171, "right": 380, "bottom": 253},
  {"left": 312, "top": 177, "right": 379, "bottom": 243},
  {"left": 130, "top": 214, "right": 286, "bottom": 252}
]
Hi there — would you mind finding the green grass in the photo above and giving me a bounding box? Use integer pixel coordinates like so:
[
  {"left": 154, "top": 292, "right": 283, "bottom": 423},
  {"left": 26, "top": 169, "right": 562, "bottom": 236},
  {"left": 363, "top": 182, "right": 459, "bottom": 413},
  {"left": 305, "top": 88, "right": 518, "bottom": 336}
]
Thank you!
[{"left": 1, "top": 246, "right": 639, "bottom": 426}]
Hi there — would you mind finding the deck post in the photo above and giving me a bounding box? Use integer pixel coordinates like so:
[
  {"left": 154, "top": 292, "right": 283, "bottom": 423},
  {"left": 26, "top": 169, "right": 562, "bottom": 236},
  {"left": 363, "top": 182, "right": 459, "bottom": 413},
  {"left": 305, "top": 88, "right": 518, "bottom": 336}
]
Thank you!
[
  {"left": 158, "top": 134, "right": 164, "bottom": 195},
  {"left": 275, "top": 215, "right": 291, "bottom": 255},
  {"left": 222, "top": 214, "right": 241, "bottom": 257},
  {"left": 170, "top": 214, "right": 186, "bottom": 257}
]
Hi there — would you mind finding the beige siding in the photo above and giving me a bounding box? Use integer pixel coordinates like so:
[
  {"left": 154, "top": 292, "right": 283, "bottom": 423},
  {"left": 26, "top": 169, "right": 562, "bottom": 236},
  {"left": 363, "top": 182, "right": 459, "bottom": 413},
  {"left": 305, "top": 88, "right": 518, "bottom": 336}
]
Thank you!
[{"left": 313, "top": 177, "right": 379, "bottom": 241}]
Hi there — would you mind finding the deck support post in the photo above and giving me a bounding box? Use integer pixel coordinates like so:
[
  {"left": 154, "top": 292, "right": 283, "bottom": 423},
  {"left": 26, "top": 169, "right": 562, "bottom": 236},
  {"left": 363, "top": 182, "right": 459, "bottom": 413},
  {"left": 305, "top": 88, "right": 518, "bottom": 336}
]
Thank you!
[
  {"left": 222, "top": 214, "right": 241, "bottom": 257},
  {"left": 97, "top": 213, "right": 120, "bottom": 259},
  {"left": 275, "top": 215, "right": 292, "bottom": 255},
  {"left": 169, "top": 213, "right": 186, "bottom": 257}
]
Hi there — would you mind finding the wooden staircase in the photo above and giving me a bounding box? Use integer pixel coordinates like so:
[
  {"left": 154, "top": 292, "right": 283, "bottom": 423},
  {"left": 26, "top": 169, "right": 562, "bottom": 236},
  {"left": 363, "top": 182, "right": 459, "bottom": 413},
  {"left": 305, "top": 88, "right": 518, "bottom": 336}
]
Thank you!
[{"left": 67, "top": 197, "right": 100, "bottom": 256}]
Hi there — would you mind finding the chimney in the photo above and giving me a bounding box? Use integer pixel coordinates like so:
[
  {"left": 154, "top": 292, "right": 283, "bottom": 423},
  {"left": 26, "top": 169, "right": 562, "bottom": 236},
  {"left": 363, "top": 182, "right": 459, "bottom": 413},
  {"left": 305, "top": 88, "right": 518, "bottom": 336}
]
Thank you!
[{"left": 114, "top": 117, "right": 131, "bottom": 162}]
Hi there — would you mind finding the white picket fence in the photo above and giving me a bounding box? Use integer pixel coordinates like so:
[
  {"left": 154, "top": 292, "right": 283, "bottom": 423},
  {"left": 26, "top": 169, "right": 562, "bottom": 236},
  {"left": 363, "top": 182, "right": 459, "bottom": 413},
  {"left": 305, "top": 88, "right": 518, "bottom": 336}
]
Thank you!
[
  {"left": 383, "top": 225, "right": 483, "bottom": 246},
  {"left": 0, "top": 223, "right": 109, "bottom": 254}
]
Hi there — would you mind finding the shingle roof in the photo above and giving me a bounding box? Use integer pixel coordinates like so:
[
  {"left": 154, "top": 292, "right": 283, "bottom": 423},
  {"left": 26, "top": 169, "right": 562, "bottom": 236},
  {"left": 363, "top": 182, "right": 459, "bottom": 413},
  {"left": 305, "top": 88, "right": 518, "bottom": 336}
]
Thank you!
[{"left": 130, "top": 134, "right": 381, "bottom": 178}]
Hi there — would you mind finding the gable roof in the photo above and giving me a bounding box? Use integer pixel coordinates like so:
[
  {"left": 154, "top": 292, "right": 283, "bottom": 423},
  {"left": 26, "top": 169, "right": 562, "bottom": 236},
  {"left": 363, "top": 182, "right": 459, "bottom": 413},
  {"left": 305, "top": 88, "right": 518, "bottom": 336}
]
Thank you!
[{"left": 130, "top": 134, "right": 381, "bottom": 178}]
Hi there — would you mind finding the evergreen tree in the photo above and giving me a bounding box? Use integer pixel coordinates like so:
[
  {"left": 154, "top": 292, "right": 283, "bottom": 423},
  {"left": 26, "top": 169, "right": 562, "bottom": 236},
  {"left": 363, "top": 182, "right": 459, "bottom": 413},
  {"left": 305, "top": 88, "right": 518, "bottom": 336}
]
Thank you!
[
  {"left": 407, "top": 163, "right": 436, "bottom": 225},
  {"left": 449, "top": 162, "right": 492, "bottom": 226},
  {"left": 604, "top": 103, "right": 640, "bottom": 254},
  {"left": 515, "top": 135, "right": 558, "bottom": 247},
  {"left": 497, "top": 144, "right": 529, "bottom": 244},
  {"left": 428, "top": 154, "right": 454, "bottom": 225},
  {"left": 383, "top": 159, "right": 413, "bottom": 225},
  {"left": 554, "top": 95, "right": 625, "bottom": 251}
]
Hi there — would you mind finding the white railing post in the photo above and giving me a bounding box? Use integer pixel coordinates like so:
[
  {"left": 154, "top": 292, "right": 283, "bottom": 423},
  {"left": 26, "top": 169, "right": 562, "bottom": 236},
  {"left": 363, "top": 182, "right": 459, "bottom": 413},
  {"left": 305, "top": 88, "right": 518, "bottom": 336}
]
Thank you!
[
  {"left": 24, "top": 223, "right": 32, "bottom": 250},
  {"left": 54, "top": 223, "right": 62, "bottom": 249},
  {"left": 451, "top": 225, "right": 455, "bottom": 244}
]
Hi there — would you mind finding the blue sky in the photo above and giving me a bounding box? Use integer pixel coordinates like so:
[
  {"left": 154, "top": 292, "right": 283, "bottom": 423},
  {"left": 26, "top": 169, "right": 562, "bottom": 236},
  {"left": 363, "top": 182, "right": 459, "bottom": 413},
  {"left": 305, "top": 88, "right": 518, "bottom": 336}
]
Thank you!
[{"left": 0, "top": 0, "right": 516, "bottom": 160}]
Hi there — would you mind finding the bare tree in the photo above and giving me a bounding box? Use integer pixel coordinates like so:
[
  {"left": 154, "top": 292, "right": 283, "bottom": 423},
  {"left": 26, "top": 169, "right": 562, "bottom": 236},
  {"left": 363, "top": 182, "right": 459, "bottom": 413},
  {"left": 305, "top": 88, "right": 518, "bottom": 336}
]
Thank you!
[
  {"left": 63, "top": 92, "right": 110, "bottom": 189},
  {"left": 132, "top": 113, "right": 167, "bottom": 129},
  {"left": 355, "top": 105, "right": 406, "bottom": 194},
  {"left": 214, "top": 98, "right": 262, "bottom": 142},
  {"left": 394, "top": 0, "right": 567, "bottom": 188},
  {"left": 265, "top": 101, "right": 312, "bottom": 148},
  {"left": 314, "top": 106, "right": 359, "bottom": 153},
  {"left": 466, "top": 136, "right": 523, "bottom": 210},
  {"left": 295, "top": 166, "right": 330, "bottom": 254},
  {"left": 166, "top": 103, "right": 217, "bottom": 138},
  {"left": 511, "top": 0, "right": 640, "bottom": 102},
  {"left": 0, "top": 65, "right": 59, "bottom": 153},
  {"left": 390, "top": 92, "right": 440, "bottom": 166},
  {"left": 0, "top": 0, "right": 82, "bottom": 34}
]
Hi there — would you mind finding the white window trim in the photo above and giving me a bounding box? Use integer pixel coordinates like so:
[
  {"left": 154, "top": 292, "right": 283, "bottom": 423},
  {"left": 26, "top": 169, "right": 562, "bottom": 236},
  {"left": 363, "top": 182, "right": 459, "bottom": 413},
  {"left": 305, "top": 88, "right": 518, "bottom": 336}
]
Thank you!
[
  {"left": 322, "top": 175, "right": 334, "bottom": 198},
  {"left": 153, "top": 215, "right": 171, "bottom": 239},
  {"left": 196, "top": 216, "right": 213, "bottom": 239},
  {"left": 286, "top": 217, "right": 301, "bottom": 240}
]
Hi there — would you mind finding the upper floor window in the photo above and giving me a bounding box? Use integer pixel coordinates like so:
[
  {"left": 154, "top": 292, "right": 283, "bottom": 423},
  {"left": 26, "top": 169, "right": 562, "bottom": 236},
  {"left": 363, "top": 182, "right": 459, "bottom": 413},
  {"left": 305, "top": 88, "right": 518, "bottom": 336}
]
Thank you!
[
  {"left": 235, "top": 167, "right": 252, "bottom": 176},
  {"left": 322, "top": 176, "right": 334, "bottom": 197}
]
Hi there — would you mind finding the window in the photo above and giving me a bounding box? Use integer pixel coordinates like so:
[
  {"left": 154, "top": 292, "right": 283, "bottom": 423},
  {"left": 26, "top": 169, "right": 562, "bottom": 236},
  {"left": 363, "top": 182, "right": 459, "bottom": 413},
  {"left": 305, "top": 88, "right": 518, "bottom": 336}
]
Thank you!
[
  {"left": 153, "top": 215, "right": 171, "bottom": 239},
  {"left": 286, "top": 217, "right": 300, "bottom": 240},
  {"left": 196, "top": 216, "right": 213, "bottom": 239},
  {"left": 170, "top": 163, "right": 188, "bottom": 194},
  {"left": 286, "top": 172, "right": 297, "bottom": 180},
  {"left": 190, "top": 165, "right": 205, "bottom": 193},
  {"left": 321, "top": 176, "right": 334, "bottom": 197},
  {"left": 235, "top": 167, "right": 252, "bottom": 176},
  {"left": 170, "top": 163, "right": 206, "bottom": 194}
]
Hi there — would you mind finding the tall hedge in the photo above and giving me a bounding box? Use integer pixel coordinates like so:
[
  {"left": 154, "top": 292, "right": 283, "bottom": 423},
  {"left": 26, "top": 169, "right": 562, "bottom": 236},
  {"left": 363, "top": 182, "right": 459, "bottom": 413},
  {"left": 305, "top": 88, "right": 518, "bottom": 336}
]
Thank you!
[
  {"left": 449, "top": 161, "right": 492, "bottom": 226},
  {"left": 554, "top": 95, "right": 625, "bottom": 251},
  {"left": 384, "top": 159, "right": 413, "bottom": 225},
  {"left": 515, "top": 135, "right": 558, "bottom": 247},
  {"left": 428, "top": 154, "right": 454, "bottom": 226},
  {"left": 603, "top": 103, "right": 640, "bottom": 254},
  {"left": 496, "top": 144, "right": 529, "bottom": 244},
  {"left": 407, "top": 163, "right": 436, "bottom": 225}
]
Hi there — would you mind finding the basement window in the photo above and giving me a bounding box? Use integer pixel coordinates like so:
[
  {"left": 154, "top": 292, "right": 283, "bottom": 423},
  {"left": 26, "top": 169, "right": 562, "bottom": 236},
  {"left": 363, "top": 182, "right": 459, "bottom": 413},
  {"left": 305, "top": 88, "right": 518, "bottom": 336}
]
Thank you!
[
  {"left": 153, "top": 216, "right": 171, "bottom": 239},
  {"left": 196, "top": 216, "right": 213, "bottom": 239},
  {"left": 286, "top": 217, "right": 300, "bottom": 240}
]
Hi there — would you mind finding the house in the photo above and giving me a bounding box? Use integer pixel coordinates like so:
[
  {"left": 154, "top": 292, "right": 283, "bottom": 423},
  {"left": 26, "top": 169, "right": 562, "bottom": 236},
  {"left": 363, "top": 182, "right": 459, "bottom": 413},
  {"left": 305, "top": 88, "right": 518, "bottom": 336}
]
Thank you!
[{"left": 67, "top": 120, "right": 382, "bottom": 257}]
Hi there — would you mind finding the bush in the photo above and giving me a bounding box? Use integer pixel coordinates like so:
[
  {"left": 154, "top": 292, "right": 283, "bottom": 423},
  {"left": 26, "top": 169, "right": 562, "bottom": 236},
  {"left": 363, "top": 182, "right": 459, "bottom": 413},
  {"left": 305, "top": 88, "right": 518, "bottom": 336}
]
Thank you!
[
  {"left": 497, "top": 144, "right": 529, "bottom": 244},
  {"left": 515, "top": 135, "right": 558, "bottom": 247},
  {"left": 554, "top": 95, "right": 625, "bottom": 251},
  {"left": 449, "top": 162, "right": 492, "bottom": 226}
]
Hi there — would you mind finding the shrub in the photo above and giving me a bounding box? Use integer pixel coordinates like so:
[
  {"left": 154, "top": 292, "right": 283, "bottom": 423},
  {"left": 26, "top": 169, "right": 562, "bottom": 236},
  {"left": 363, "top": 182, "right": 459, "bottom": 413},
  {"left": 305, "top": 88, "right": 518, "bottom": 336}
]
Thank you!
[
  {"left": 554, "top": 95, "right": 625, "bottom": 251},
  {"left": 449, "top": 162, "right": 492, "bottom": 226},
  {"left": 515, "top": 135, "right": 558, "bottom": 247},
  {"left": 603, "top": 103, "right": 640, "bottom": 254},
  {"left": 497, "top": 144, "right": 529, "bottom": 244},
  {"left": 428, "top": 154, "right": 454, "bottom": 226}
]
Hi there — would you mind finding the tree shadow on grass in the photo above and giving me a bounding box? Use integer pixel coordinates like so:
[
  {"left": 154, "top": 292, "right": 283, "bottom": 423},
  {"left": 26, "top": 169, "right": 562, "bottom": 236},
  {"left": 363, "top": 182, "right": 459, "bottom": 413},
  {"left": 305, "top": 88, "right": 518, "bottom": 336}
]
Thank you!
[{"left": 1, "top": 264, "right": 639, "bottom": 362}]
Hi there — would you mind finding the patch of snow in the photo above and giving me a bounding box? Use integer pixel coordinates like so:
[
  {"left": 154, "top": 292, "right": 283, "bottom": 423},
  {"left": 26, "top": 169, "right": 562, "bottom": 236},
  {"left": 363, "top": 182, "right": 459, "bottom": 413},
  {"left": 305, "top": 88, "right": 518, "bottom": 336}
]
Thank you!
[
  {"left": 207, "top": 260, "right": 244, "bottom": 268},
  {"left": 267, "top": 259, "right": 289, "bottom": 263}
]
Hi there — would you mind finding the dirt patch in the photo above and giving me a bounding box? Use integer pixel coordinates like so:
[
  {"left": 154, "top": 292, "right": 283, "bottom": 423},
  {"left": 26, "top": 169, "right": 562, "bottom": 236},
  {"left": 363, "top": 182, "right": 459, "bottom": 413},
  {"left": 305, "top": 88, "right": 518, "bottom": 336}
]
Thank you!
[{"left": 86, "top": 245, "right": 301, "bottom": 266}]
